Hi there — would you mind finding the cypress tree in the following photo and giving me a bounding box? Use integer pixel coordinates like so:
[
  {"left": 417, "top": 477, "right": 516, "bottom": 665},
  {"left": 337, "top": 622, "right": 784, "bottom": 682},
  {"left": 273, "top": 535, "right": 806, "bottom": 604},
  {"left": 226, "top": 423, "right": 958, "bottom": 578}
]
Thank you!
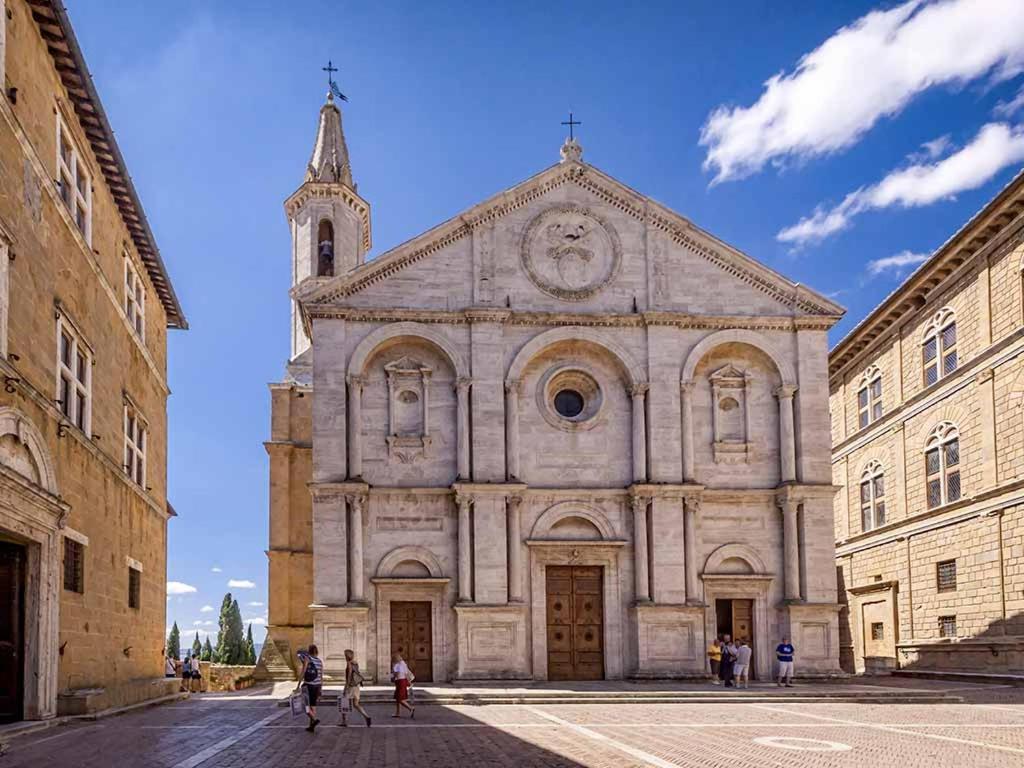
[
  {"left": 201, "top": 637, "right": 213, "bottom": 662},
  {"left": 227, "top": 599, "right": 245, "bottom": 664},
  {"left": 167, "top": 622, "right": 181, "bottom": 661},
  {"left": 244, "top": 623, "right": 256, "bottom": 665},
  {"left": 191, "top": 632, "right": 202, "bottom": 658},
  {"left": 214, "top": 593, "right": 233, "bottom": 663}
]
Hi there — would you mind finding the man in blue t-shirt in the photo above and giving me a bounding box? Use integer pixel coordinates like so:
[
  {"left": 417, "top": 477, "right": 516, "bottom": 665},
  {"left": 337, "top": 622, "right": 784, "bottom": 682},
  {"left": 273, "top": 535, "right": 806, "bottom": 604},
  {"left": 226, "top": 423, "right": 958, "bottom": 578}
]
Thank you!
[{"left": 775, "top": 637, "right": 795, "bottom": 687}]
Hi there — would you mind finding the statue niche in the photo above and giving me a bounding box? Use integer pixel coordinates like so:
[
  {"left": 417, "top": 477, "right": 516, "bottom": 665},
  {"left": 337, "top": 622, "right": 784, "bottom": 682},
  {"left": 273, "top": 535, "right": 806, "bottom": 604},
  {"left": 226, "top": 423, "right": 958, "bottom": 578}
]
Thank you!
[
  {"left": 709, "top": 363, "right": 753, "bottom": 464},
  {"left": 384, "top": 356, "right": 432, "bottom": 463}
]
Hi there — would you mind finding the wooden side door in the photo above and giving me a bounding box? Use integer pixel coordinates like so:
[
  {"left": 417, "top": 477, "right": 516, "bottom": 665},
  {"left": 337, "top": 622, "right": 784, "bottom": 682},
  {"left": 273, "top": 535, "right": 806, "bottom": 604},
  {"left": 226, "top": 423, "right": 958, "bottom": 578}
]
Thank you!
[
  {"left": 732, "top": 599, "right": 754, "bottom": 675},
  {"left": 390, "top": 601, "right": 433, "bottom": 682},
  {"left": 0, "top": 542, "right": 25, "bottom": 722},
  {"left": 546, "top": 565, "right": 604, "bottom": 680}
]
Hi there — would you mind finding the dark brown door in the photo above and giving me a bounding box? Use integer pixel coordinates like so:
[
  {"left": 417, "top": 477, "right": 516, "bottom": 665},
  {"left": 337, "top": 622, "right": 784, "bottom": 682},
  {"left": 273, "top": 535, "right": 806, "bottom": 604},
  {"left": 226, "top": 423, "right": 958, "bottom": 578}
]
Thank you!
[
  {"left": 0, "top": 542, "right": 25, "bottom": 722},
  {"left": 390, "top": 601, "right": 432, "bottom": 682},
  {"left": 546, "top": 565, "right": 604, "bottom": 680},
  {"left": 732, "top": 599, "right": 754, "bottom": 676}
]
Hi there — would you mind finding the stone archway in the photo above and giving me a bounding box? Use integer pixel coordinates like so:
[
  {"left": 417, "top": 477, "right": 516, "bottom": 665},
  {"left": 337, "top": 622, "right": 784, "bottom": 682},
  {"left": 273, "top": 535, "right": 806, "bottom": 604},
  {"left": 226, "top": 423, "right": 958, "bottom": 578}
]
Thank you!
[{"left": 0, "top": 407, "right": 58, "bottom": 495}]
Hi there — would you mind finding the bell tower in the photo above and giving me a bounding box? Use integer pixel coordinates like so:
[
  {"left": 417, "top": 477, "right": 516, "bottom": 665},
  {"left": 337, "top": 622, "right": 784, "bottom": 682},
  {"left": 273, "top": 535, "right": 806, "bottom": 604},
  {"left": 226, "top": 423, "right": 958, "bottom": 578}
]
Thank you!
[{"left": 285, "top": 88, "right": 371, "bottom": 360}]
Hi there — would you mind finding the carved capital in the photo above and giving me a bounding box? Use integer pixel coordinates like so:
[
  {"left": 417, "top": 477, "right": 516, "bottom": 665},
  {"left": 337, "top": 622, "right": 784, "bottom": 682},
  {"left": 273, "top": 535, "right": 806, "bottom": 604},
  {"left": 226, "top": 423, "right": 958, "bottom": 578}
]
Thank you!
[
  {"left": 683, "top": 495, "right": 701, "bottom": 515},
  {"left": 506, "top": 494, "right": 523, "bottom": 514},
  {"left": 680, "top": 379, "right": 695, "bottom": 394},
  {"left": 629, "top": 382, "right": 650, "bottom": 398},
  {"left": 455, "top": 494, "right": 474, "bottom": 510},
  {"left": 455, "top": 377, "right": 473, "bottom": 394},
  {"left": 774, "top": 384, "right": 798, "bottom": 399},
  {"left": 345, "top": 493, "right": 367, "bottom": 513},
  {"left": 504, "top": 378, "right": 524, "bottom": 396},
  {"left": 631, "top": 495, "right": 650, "bottom": 515},
  {"left": 776, "top": 498, "right": 799, "bottom": 516},
  {"left": 347, "top": 374, "right": 364, "bottom": 390}
]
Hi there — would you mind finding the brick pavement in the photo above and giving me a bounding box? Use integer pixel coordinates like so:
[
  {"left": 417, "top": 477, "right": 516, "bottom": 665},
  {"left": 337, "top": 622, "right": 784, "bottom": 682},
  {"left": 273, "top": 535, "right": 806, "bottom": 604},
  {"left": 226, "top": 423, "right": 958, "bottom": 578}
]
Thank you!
[{"left": 2, "top": 684, "right": 1024, "bottom": 767}]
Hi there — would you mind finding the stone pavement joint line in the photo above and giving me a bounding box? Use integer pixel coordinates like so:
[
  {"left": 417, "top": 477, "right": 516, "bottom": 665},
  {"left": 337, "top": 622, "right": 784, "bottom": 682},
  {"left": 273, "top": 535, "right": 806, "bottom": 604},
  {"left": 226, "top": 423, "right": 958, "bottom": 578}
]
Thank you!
[
  {"left": 524, "top": 706, "right": 681, "bottom": 768},
  {"left": 169, "top": 709, "right": 288, "bottom": 768},
  {"left": 749, "top": 704, "right": 1024, "bottom": 757}
]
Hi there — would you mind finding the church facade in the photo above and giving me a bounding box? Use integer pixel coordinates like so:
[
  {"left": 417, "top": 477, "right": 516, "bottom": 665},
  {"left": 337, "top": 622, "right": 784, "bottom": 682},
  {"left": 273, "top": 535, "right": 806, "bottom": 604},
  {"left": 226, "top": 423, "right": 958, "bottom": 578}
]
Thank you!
[{"left": 260, "top": 92, "right": 845, "bottom": 683}]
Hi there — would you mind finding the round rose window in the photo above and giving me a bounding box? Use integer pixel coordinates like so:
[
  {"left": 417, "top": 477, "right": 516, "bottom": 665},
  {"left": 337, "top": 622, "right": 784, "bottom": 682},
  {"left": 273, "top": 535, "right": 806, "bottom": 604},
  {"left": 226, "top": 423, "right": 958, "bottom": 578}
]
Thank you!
[{"left": 554, "top": 389, "right": 585, "bottom": 418}]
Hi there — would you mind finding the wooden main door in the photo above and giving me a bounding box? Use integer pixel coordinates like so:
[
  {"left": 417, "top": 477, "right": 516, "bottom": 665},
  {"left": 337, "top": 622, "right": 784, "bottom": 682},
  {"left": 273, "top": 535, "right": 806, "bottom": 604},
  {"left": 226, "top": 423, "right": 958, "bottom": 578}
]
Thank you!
[
  {"left": 390, "top": 601, "right": 433, "bottom": 682},
  {"left": 546, "top": 565, "right": 604, "bottom": 680},
  {"left": 715, "top": 597, "right": 755, "bottom": 676},
  {"left": 0, "top": 542, "right": 25, "bottom": 722}
]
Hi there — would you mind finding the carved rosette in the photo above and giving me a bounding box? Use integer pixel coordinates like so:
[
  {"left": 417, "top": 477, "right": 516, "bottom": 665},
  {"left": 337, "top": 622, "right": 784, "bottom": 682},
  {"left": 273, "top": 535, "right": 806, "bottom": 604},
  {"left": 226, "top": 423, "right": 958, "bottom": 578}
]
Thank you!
[{"left": 520, "top": 205, "right": 622, "bottom": 301}]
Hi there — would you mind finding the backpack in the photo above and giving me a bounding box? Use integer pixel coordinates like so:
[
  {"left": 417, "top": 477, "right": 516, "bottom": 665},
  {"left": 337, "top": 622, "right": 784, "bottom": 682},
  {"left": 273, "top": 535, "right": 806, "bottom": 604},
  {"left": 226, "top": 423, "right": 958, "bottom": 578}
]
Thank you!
[{"left": 303, "top": 659, "right": 319, "bottom": 683}]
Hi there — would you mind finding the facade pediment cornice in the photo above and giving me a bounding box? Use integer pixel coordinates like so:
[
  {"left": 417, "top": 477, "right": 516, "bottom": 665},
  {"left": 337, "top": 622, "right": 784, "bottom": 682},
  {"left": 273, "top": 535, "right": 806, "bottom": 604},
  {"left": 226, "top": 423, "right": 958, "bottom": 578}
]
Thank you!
[{"left": 294, "top": 161, "right": 843, "bottom": 320}]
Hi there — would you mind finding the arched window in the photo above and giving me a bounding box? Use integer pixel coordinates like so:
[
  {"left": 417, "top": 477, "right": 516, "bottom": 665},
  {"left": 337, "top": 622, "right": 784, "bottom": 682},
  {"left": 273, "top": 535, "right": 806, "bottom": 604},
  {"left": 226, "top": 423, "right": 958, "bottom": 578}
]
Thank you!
[
  {"left": 925, "top": 422, "right": 960, "bottom": 509},
  {"left": 859, "top": 460, "right": 886, "bottom": 532},
  {"left": 857, "top": 366, "right": 882, "bottom": 429},
  {"left": 922, "top": 308, "right": 957, "bottom": 387},
  {"left": 317, "top": 219, "right": 335, "bottom": 277}
]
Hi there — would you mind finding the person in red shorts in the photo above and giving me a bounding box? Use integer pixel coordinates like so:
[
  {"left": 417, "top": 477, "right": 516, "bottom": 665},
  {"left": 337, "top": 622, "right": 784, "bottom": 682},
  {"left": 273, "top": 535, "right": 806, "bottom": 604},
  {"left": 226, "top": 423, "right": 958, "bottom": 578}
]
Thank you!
[{"left": 390, "top": 652, "right": 416, "bottom": 719}]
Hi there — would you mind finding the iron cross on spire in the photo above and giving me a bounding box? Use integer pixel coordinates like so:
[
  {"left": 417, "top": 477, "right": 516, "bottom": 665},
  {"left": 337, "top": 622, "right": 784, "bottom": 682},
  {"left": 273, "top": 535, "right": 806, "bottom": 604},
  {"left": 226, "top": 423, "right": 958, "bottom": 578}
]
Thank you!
[
  {"left": 322, "top": 60, "right": 348, "bottom": 102},
  {"left": 561, "top": 111, "right": 582, "bottom": 141}
]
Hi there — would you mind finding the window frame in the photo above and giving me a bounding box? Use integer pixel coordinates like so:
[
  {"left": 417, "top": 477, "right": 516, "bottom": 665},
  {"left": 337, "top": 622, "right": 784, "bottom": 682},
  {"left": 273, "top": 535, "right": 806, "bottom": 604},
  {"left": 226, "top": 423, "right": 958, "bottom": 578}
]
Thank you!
[
  {"left": 55, "top": 313, "right": 93, "bottom": 435},
  {"left": 870, "top": 622, "right": 884, "bottom": 641},
  {"left": 128, "top": 565, "right": 141, "bottom": 610},
  {"left": 63, "top": 537, "right": 85, "bottom": 594},
  {"left": 123, "top": 398, "right": 148, "bottom": 487},
  {"left": 124, "top": 254, "right": 146, "bottom": 341},
  {"left": 938, "top": 615, "right": 957, "bottom": 639},
  {"left": 56, "top": 114, "right": 93, "bottom": 245},
  {"left": 857, "top": 367, "right": 883, "bottom": 429},
  {"left": 925, "top": 422, "right": 961, "bottom": 509},
  {"left": 859, "top": 460, "right": 887, "bottom": 532},
  {"left": 936, "top": 559, "right": 958, "bottom": 593},
  {"left": 922, "top": 309, "right": 957, "bottom": 387}
]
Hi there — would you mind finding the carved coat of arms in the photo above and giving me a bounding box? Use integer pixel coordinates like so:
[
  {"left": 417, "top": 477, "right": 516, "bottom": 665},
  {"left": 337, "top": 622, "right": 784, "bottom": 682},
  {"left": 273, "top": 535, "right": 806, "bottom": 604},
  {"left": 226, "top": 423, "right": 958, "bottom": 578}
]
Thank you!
[{"left": 521, "top": 206, "right": 622, "bottom": 300}]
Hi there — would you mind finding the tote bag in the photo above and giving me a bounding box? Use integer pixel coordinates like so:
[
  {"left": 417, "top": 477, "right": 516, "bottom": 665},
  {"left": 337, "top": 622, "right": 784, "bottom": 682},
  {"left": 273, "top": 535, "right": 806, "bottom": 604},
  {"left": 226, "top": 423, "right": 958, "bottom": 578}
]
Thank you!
[
  {"left": 289, "top": 688, "right": 308, "bottom": 717},
  {"left": 339, "top": 692, "right": 352, "bottom": 713}
]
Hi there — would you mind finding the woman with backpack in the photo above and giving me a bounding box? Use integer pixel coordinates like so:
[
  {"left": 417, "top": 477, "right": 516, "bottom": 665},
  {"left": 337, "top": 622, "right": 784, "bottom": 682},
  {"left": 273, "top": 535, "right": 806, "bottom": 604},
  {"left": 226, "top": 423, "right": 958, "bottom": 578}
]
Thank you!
[
  {"left": 340, "top": 649, "right": 371, "bottom": 727},
  {"left": 296, "top": 644, "right": 324, "bottom": 733}
]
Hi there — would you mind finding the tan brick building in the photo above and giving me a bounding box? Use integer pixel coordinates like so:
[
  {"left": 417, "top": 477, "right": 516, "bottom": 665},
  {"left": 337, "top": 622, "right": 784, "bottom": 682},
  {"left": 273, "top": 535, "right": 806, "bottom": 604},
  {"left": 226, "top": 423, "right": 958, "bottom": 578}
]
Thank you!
[
  {"left": 0, "top": 0, "right": 187, "bottom": 720},
  {"left": 831, "top": 169, "right": 1024, "bottom": 675}
]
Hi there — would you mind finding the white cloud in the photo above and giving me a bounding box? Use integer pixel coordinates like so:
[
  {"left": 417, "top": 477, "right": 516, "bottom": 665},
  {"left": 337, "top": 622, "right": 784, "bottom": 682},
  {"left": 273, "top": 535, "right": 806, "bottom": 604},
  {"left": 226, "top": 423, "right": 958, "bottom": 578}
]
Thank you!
[
  {"left": 247, "top": 601, "right": 264, "bottom": 607},
  {"left": 867, "top": 250, "right": 931, "bottom": 276},
  {"left": 778, "top": 122, "right": 1024, "bottom": 245},
  {"left": 244, "top": 617, "right": 267, "bottom": 626},
  {"left": 907, "top": 134, "right": 953, "bottom": 163},
  {"left": 228, "top": 579, "right": 256, "bottom": 589},
  {"left": 200, "top": 605, "right": 213, "bottom": 613},
  {"left": 166, "top": 581, "right": 197, "bottom": 595},
  {"left": 211, "top": 566, "right": 222, "bottom": 573},
  {"left": 701, "top": 0, "right": 1024, "bottom": 183},
  {"left": 192, "top": 620, "right": 203, "bottom": 626},
  {"left": 995, "top": 84, "right": 1024, "bottom": 117}
]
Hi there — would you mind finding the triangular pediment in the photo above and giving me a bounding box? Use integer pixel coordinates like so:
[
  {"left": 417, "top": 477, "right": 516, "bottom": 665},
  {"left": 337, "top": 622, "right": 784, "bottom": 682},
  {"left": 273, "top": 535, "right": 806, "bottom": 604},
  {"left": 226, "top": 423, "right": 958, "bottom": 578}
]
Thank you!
[
  {"left": 295, "top": 156, "right": 843, "bottom": 319},
  {"left": 709, "top": 364, "right": 747, "bottom": 382}
]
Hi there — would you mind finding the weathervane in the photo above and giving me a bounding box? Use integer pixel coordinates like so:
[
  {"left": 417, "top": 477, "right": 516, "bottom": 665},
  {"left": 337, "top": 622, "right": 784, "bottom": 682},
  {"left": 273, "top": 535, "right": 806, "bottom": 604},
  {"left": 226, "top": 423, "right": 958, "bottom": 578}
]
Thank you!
[
  {"left": 561, "top": 111, "right": 581, "bottom": 141},
  {"left": 322, "top": 59, "right": 348, "bottom": 102}
]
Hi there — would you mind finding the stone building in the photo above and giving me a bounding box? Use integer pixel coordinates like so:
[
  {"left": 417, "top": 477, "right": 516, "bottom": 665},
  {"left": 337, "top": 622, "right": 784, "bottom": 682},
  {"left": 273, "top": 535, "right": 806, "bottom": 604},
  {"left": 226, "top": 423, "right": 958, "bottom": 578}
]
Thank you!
[
  {"left": 831, "top": 170, "right": 1024, "bottom": 674},
  {"left": 0, "top": 1, "right": 186, "bottom": 720},
  {"left": 261, "top": 92, "right": 845, "bottom": 683}
]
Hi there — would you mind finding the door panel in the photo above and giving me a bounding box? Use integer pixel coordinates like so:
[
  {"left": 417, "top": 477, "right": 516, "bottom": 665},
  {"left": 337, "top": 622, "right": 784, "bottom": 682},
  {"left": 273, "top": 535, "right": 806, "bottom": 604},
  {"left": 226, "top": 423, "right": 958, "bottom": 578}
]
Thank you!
[
  {"left": 0, "top": 542, "right": 25, "bottom": 722},
  {"left": 546, "top": 566, "right": 604, "bottom": 680},
  {"left": 390, "top": 601, "right": 433, "bottom": 682}
]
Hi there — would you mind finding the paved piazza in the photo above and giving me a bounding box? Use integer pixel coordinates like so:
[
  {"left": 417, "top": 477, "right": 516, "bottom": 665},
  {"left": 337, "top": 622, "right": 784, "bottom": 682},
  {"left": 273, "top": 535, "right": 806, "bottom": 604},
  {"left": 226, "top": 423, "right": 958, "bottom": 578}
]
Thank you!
[{"left": 4, "top": 683, "right": 1024, "bottom": 767}]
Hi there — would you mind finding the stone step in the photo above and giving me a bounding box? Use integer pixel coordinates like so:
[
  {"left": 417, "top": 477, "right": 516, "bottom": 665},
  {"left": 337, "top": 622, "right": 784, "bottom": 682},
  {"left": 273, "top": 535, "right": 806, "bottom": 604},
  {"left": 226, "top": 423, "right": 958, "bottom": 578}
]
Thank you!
[{"left": 892, "top": 669, "right": 1024, "bottom": 687}]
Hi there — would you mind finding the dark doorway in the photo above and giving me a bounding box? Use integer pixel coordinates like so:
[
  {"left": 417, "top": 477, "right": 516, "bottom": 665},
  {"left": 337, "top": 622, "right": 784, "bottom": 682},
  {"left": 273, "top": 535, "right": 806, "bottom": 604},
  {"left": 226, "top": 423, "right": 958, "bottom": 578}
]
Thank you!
[
  {"left": 0, "top": 541, "right": 25, "bottom": 722},
  {"left": 715, "top": 598, "right": 755, "bottom": 675},
  {"left": 546, "top": 565, "right": 604, "bottom": 680},
  {"left": 390, "top": 601, "right": 433, "bottom": 682}
]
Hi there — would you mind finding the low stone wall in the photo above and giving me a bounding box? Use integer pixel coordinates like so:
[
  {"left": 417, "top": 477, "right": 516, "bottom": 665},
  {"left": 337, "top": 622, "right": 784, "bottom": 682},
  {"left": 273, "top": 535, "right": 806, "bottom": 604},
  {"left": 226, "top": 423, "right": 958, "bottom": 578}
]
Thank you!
[
  {"left": 897, "top": 637, "right": 1024, "bottom": 673},
  {"left": 200, "top": 663, "right": 257, "bottom": 692},
  {"left": 57, "top": 677, "right": 181, "bottom": 716}
]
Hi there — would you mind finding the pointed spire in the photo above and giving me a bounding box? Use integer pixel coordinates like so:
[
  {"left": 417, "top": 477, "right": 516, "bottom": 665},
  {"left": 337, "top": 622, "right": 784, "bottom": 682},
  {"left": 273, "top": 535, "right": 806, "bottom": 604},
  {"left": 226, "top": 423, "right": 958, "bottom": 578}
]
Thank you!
[{"left": 306, "top": 91, "right": 354, "bottom": 187}]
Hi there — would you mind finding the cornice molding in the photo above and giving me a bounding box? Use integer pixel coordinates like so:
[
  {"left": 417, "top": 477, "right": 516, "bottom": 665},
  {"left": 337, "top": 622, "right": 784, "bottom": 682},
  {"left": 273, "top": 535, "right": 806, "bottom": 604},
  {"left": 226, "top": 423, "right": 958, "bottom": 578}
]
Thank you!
[{"left": 283, "top": 181, "right": 372, "bottom": 253}]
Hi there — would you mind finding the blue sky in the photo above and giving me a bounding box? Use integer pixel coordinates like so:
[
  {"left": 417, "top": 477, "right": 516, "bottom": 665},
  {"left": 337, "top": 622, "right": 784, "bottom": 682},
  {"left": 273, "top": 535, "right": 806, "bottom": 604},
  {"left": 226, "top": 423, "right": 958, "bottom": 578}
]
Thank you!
[{"left": 65, "top": 0, "right": 1024, "bottom": 646}]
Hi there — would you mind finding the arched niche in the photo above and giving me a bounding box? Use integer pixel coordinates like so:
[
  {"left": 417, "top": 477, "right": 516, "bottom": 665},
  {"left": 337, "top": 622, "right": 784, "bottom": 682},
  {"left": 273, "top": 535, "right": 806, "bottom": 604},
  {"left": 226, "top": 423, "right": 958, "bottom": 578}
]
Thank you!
[
  {"left": 347, "top": 322, "right": 469, "bottom": 381},
  {"left": 681, "top": 328, "right": 796, "bottom": 387},
  {"left": 376, "top": 545, "right": 445, "bottom": 579},
  {"left": 506, "top": 326, "right": 646, "bottom": 389},
  {"left": 703, "top": 543, "right": 770, "bottom": 576},
  {"left": 0, "top": 407, "right": 58, "bottom": 495},
  {"left": 530, "top": 501, "right": 617, "bottom": 541}
]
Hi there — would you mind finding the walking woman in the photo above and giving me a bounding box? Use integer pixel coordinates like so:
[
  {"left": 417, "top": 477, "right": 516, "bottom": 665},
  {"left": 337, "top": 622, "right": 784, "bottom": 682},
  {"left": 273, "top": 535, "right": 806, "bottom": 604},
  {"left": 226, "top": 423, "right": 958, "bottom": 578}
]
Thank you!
[
  {"left": 296, "top": 644, "right": 324, "bottom": 733},
  {"left": 341, "top": 649, "right": 372, "bottom": 727},
  {"left": 391, "top": 652, "right": 416, "bottom": 719}
]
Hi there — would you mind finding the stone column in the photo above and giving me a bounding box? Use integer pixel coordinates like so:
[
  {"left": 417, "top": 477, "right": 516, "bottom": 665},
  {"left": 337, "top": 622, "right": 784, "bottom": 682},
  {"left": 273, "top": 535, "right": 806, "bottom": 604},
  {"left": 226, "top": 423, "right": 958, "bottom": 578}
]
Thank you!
[
  {"left": 505, "top": 379, "right": 522, "bottom": 481},
  {"left": 457, "top": 494, "right": 473, "bottom": 602},
  {"left": 680, "top": 380, "right": 695, "bottom": 482},
  {"left": 455, "top": 378, "right": 472, "bottom": 480},
  {"left": 348, "top": 494, "right": 365, "bottom": 602},
  {"left": 683, "top": 495, "right": 700, "bottom": 604},
  {"left": 632, "top": 495, "right": 651, "bottom": 603},
  {"left": 507, "top": 495, "right": 523, "bottom": 603},
  {"left": 776, "top": 384, "right": 797, "bottom": 483},
  {"left": 347, "top": 375, "right": 364, "bottom": 479},
  {"left": 778, "top": 498, "right": 801, "bottom": 602},
  {"left": 631, "top": 384, "right": 649, "bottom": 483}
]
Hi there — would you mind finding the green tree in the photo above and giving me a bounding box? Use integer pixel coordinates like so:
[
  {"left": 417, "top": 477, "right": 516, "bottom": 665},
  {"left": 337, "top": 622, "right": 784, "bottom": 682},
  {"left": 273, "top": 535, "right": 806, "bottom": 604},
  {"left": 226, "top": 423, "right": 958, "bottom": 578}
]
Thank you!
[
  {"left": 228, "top": 599, "right": 245, "bottom": 664},
  {"left": 201, "top": 637, "right": 213, "bottom": 662},
  {"left": 244, "top": 623, "right": 256, "bottom": 665},
  {"left": 213, "top": 593, "right": 234, "bottom": 663},
  {"left": 191, "top": 632, "right": 202, "bottom": 658},
  {"left": 166, "top": 622, "right": 181, "bottom": 661},
  {"left": 215, "top": 593, "right": 246, "bottom": 664}
]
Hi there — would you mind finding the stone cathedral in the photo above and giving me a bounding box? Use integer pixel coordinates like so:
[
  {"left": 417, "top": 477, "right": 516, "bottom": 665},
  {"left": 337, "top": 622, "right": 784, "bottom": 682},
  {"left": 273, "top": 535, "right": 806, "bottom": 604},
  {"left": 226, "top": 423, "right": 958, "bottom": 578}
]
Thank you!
[{"left": 260, "top": 91, "right": 845, "bottom": 683}]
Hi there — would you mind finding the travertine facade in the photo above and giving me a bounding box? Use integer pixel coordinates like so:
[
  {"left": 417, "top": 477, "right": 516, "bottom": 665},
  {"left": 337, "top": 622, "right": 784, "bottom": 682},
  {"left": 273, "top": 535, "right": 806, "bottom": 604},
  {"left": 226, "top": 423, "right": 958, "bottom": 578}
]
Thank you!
[
  {"left": 0, "top": 1, "right": 186, "bottom": 720},
  {"left": 262, "top": 94, "right": 845, "bottom": 683},
  {"left": 831, "top": 170, "right": 1024, "bottom": 674}
]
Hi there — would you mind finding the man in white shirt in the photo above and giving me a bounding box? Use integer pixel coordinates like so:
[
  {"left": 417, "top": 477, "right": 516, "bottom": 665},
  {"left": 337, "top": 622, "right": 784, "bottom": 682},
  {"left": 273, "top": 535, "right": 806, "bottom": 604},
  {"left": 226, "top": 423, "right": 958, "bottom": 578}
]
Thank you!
[{"left": 733, "top": 640, "right": 753, "bottom": 689}]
